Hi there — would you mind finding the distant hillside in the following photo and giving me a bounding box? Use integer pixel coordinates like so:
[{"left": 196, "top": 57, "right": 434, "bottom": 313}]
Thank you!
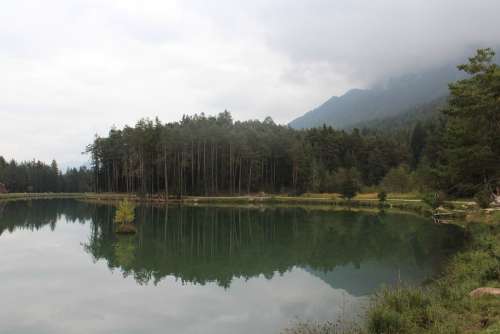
[
  {"left": 289, "top": 65, "right": 462, "bottom": 129},
  {"left": 348, "top": 96, "right": 447, "bottom": 131}
]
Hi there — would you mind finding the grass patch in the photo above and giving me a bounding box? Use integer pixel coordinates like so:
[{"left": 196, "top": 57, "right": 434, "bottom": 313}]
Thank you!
[{"left": 282, "top": 320, "right": 363, "bottom": 334}]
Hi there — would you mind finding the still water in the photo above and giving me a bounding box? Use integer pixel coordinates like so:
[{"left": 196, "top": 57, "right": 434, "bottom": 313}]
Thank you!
[{"left": 0, "top": 200, "right": 463, "bottom": 334}]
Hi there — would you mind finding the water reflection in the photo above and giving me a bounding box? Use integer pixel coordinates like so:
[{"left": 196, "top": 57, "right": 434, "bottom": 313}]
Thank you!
[{"left": 0, "top": 199, "right": 464, "bottom": 296}]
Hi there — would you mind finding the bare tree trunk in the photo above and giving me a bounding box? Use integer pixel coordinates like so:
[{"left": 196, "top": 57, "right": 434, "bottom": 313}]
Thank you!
[
  {"left": 238, "top": 157, "right": 242, "bottom": 195},
  {"left": 215, "top": 144, "right": 218, "bottom": 194},
  {"left": 191, "top": 141, "right": 194, "bottom": 194},
  {"left": 247, "top": 164, "right": 252, "bottom": 194},
  {"left": 164, "top": 145, "right": 168, "bottom": 199}
]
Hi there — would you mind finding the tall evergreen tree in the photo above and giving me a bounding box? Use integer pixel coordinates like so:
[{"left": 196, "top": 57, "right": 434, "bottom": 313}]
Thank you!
[{"left": 443, "top": 48, "right": 500, "bottom": 195}]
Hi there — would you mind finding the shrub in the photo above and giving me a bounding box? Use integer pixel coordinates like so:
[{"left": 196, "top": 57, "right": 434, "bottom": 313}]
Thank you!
[
  {"left": 335, "top": 168, "right": 361, "bottom": 200},
  {"left": 475, "top": 187, "right": 492, "bottom": 209},
  {"left": 367, "top": 287, "right": 440, "bottom": 334},
  {"left": 367, "top": 306, "right": 405, "bottom": 334},
  {"left": 114, "top": 199, "right": 135, "bottom": 224}
]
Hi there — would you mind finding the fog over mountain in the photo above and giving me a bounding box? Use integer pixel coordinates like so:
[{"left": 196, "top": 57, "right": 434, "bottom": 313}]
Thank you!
[
  {"left": 289, "top": 64, "right": 465, "bottom": 129},
  {"left": 1, "top": 1, "right": 500, "bottom": 166}
]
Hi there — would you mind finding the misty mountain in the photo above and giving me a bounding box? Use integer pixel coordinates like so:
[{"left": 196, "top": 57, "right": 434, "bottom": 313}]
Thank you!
[
  {"left": 348, "top": 96, "right": 447, "bottom": 131},
  {"left": 289, "top": 65, "right": 464, "bottom": 129}
]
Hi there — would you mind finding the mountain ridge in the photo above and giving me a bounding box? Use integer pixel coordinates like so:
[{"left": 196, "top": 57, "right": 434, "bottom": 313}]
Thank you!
[{"left": 289, "top": 65, "right": 463, "bottom": 129}]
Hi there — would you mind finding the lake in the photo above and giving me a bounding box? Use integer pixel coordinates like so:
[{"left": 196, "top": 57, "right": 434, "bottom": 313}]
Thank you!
[{"left": 0, "top": 199, "right": 464, "bottom": 334}]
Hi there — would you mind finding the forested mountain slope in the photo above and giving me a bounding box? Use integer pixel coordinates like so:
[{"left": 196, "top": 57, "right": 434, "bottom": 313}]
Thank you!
[
  {"left": 349, "top": 97, "right": 446, "bottom": 132},
  {"left": 289, "top": 65, "right": 462, "bottom": 129}
]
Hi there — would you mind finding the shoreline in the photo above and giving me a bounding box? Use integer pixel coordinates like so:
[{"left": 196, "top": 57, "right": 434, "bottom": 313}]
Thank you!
[
  {"left": 0, "top": 192, "right": 467, "bottom": 218},
  {"left": 0, "top": 192, "right": 481, "bottom": 224}
]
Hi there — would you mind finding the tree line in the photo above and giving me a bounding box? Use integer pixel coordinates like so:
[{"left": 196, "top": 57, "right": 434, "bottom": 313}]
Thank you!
[
  {"left": 0, "top": 157, "right": 93, "bottom": 193},
  {"left": 85, "top": 112, "right": 414, "bottom": 197}
]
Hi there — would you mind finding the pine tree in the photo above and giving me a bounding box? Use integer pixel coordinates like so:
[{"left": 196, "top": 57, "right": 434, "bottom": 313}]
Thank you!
[{"left": 443, "top": 48, "right": 500, "bottom": 195}]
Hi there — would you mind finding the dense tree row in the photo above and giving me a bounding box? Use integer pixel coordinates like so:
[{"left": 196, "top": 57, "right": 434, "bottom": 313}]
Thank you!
[
  {"left": 0, "top": 157, "right": 92, "bottom": 193},
  {"left": 86, "top": 113, "right": 297, "bottom": 195},
  {"left": 85, "top": 111, "right": 412, "bottom": 197}
]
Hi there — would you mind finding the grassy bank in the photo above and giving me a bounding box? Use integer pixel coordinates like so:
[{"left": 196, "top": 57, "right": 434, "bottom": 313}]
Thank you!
[{"left": 0, "top": 192, "right": 87, "bottom": 202}]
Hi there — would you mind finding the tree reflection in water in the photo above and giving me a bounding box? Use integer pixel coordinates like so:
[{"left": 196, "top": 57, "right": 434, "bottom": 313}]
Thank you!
[{"left": 0, "top": 200, "right": 464, "bottom": 295}]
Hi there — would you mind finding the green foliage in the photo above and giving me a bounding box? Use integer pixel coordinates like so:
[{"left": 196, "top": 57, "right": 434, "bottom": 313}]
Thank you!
[
  {"left": 481, "top": 323, "right": 500, "bottom": 334},
  {"left": 338, "top": 168, "right": 360, "bottom": 200},
  {"left": 367, "top": 287, "right": 443, "bottom": 334},
  {"left": 475, "top": 187, "right": 493, "bottom": 209},
  {"left": 443, "top": 48, "right": 500, "bottom": 195},
  {"left": 114, "top": 199, "right": 135, "bottom": 224},
  {"left": 410, "top": 160, "right": 437, "bottom": 193},
  {"left": 380, "top": 165, "right": 413, "bottom": 193},
  {"left": 0, "top": 156, "right": 92, "bottom": 193},
  {"left": 368, "top": 306, "right": 404, "bottom": 334}
]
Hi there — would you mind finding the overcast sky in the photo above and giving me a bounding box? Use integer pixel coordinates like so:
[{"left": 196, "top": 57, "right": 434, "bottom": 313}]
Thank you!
[{"left": 1, "top": 0, "right": 500, "bottom": 168}]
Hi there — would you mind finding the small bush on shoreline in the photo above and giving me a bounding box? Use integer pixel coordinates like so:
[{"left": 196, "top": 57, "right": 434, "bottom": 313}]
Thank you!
[{"left": 475, "top": 188, "right": 492, "bottom": 209}]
